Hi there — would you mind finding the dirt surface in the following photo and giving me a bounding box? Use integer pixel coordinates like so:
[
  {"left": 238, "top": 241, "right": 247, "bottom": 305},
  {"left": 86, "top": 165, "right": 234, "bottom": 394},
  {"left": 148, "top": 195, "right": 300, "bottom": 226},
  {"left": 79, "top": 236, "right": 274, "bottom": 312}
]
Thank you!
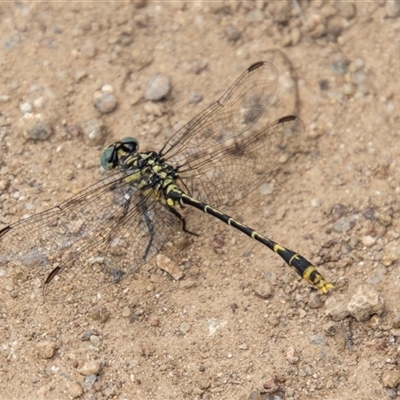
[{"left": 1, "top": 1, "right": 400, "bottom": 399}]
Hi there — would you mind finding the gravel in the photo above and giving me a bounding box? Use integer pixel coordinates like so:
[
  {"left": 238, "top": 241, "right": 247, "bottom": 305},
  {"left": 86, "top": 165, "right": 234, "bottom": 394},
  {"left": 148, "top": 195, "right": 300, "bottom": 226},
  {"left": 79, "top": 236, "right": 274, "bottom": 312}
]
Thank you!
[
  {"left": 81, "top": 118, "right": 107, "bottom": 146},
  {"left": 144, "top": 73, "right": 171, "bottom": 101},
  {"left": 78, "top": 360, "right": 102, "bottom": 376},
  {"left": 93, "top": 85, "right": 118, "bottom": 114},
  {"left": 20, "top": 113, "right": 53, "bottom": 140}
]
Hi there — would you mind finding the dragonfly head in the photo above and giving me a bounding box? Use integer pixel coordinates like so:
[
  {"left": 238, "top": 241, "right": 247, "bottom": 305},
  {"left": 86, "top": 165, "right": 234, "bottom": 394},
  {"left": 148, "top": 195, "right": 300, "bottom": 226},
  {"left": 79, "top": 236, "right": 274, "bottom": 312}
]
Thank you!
[{"left": 100, "top": 137, "right": 139, "bottom": 170}]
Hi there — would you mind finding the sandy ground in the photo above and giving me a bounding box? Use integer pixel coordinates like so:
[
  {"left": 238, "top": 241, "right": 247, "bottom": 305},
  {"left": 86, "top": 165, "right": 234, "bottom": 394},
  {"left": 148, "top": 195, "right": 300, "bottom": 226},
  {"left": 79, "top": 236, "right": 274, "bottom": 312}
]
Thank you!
[{"left": 1, "top": 1, "right": 400, "bottom": 399}]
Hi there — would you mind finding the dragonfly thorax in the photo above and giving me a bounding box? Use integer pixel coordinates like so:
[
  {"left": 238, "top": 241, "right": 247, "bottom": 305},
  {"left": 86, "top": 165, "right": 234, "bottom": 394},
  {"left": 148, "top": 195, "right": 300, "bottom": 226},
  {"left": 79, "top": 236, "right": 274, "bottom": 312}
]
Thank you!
[{"left": 122, "top": 150, "right": 179, "bottom": 192}]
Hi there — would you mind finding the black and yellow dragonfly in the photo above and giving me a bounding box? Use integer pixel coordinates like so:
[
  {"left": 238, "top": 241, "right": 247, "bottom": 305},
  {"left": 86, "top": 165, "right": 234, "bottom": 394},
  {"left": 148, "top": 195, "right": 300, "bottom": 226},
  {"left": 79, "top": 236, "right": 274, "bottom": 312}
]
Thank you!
[{"left": 0, "top": 61, "right": 333, "bottom": 303}]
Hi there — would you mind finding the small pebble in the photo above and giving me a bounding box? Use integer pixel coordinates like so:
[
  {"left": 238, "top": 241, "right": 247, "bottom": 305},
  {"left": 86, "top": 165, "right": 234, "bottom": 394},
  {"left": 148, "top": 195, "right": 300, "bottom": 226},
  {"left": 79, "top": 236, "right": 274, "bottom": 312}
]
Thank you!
[
  {"left": 286, "top": 347, "right": 299, "bottom": 365},
  {"left": 131, "top": 48, "right": 154, "bottom": 70},
  {"left": 191, "top": 59, "right": 208, "bottom": 75},
  {"left": 326, "top": 16, "right": 344, "bottom": 41},
  {"left": 78, "top": 360, "right": 102, "bottom": 376},
  {"left": 143, "top": 101, "right": 164, "bottom": 117},
  {"left": 348, "top": 58, "right": 364, "bottom": 73},
  {"left": 65, "top": 381, "right": 83, "bottom": 399},
  {"left": 307, "top": 15, "right": 326, "bottom": 39},
  {"left": 386, "top": 388, "right": 398, "bottom": 399},
  {"left": 224, "top": 24, "right": 241, "bottom": 41},
  {"left": 90, "top": 306, "right": 110, "bottom": 323},
  {"left": 308, "top": 292, "right": 323, "bottom": 309},
  {"left": 198, "top": 377, "right": 210, "bottom": 390},
  {"left": 311, "top": 198, "right": 321, "bottom": 207},
  {"left": 0, "top": 94, "right": 10, "bottom": 102},
  {"left": 93, "top": 91, "right": 118, "bottom": 114},
  {"left": 74, "top": 69, "right": 88, "bottom": 82},
  {"left": 21, "top": 113, "right": 53, "bottom": 140},
  {"left": 180, "top": 322, "right": 191, "bottom": 334},
  {"left": 0, "top": 179, "right": 10, "bottom": 190},
  {"left": 62, "top": 168, "right": 75, "bottom": 181},
  {"left": 375, "top": 338, "right": 386, "bottom": 351},
  {"left": 386, "top": 0, "right": 400, "bottom": 18},
  {"left": 246, "top": 9, "right": 264, "bottom": 22},
  {"left": 392, "top": 312, "right": 400, "bottom": 329},
  {"left": 248, "top": 392, "right": 262, "bottom": 400},
  {"left": 36, "top": 384, "right": 52, "bottom": 397},
  {"left": 188, "top": 91, "right": 203, "bottom": 104},
  {"left": 352, "top": 70, "right": 367, "bottom": 85},
  {"left": 140, "top": 342, "right": 155, "bottom": 357},
  {"left": 331, "top": 203, "right": 347, "bottom": 221},
  {"left": 343, "top": 82, "right": 356, "bottom": 96},
  {"left": 330, "top": 59, "right": 350, "bottom": 76},
  {"left": 144, "top": 73, "right": 171, "bottom": 101},
  {"left": 319, "top": 80, "right": 329, "bottom": 91},
  {"left": 323, "top": 322, "right": 337, "bottom": 336},
  {"left": 270, "top": 1, "right": 291, "bottom": 24},
  {"left": 379, "top": 212, "right": 392, "bottom": 227},
  {"left": 259, "top": 182, "right": 274, "bottom": 196},
  {"left": 89, "top": 335, "right": 101, "bottom": 347},
  {"left": 208, "top": 0, "right": 224, "bottom": 13},
  {"left": 332, "top": 216, "right": 356, "bottom": 233},
  {"left": 122, "top": 306, "right": 131, "bottom": 318},
  {"left": 33, "top": 96, "right": 45, "bottom": 110},
  {"left": 172, "top": 235, "right": 190, "bottom": 251},
  {"left": 81, "top": 40, "right": 97, "bottom": 58},
  {"left": 253, "top": 282, "right": 273, "bottom": 299},
  {"left": 81, "top": 329, "right": 99, "bottom": 341},
  {"left": 308, "top": 334, "right": 326, "bottom": 346},
  {"left": 82, "top": 374, "right": 97, "bottom": 391},
  {"left": 20, "top": 101, "right": 32, "bottom": 114},
  {"left": 36, "top": 341, "right": 56, "bottom": 359},
  {"left": 382, "top": 254, "right": 396, "bottom": 267},
  {"left": 382, "top": 370, "right": 400, "bottom": 388},
  {"left": 362, "top": 235, "right": 376, "bottom": 247},
  {"left": 81, "top": 119, "right": 107, "bottom": 146},
  {"left": 325, "top": 294, "right": 351, "bottom": 321},
  {"left": 103, "top": 386, "right": 115, "bottom": 397},
  {"left": 149, "top": 313, "right": 160, "bottom": 327},
  {"left": 157, "top": 254, "right": 183, "bottom": 280},
  {"left": 336, "top": 2, "right": 356, "bottom": 19},
  {"left": 347, "top": 285, "right": 384, "bottom": 322}
]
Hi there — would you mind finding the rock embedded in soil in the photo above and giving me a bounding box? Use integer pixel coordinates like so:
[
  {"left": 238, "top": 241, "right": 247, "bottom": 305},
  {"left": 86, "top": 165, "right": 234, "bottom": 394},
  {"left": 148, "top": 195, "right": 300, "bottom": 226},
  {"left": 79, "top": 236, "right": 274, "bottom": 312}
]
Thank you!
[
  {"left": 347, "top": 285, "right": 384, "bottom": 322},
  {"left": 144, "top": 73, "right": 171, "bottom": 101},
  {"left": 81, "top": 118, "right": 107, "bottom": 146},
  {"left": 36, "top": 340, "right": 56, "bottom": 359}
]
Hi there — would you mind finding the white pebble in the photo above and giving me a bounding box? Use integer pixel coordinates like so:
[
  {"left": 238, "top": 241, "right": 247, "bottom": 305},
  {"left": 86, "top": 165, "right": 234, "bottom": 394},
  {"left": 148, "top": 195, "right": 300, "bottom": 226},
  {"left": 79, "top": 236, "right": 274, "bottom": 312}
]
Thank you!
[
  {"left": 362, "top": 235, "right": 376, "bottom": 247},
  {"left": 310, "top": 198, "right": 321, "bottom": 207},
  {"left": 20, "top": 101, "right": 32, "bottom": 114}
]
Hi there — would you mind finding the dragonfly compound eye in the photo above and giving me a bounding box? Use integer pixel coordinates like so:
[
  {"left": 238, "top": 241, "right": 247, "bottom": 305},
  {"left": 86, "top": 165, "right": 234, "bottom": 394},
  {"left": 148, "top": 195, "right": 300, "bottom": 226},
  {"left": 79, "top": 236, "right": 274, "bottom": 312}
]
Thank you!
[
  {"left": 120, "top": 137, "right": 139, "bottom": 154},
  {"left": 100, "top": 145, "right": 117, "bottom": 170}
]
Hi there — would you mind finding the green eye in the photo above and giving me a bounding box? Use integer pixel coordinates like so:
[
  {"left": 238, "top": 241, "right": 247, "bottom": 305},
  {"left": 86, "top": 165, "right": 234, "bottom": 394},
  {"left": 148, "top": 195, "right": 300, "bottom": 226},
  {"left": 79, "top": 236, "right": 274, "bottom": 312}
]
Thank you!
[
  {"left": 100, "top": 146, "right": 115, "bottom": 170},
  {"left": 121, "top": 137, "right": 139, "bottom": 153}
]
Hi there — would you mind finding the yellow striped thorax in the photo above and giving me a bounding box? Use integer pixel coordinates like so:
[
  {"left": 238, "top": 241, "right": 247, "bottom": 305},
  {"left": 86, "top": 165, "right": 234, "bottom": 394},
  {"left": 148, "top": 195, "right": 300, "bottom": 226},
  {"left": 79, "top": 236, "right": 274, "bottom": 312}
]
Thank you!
[{"left": 100, "top": 137, "right": 182, "bottom": 207}]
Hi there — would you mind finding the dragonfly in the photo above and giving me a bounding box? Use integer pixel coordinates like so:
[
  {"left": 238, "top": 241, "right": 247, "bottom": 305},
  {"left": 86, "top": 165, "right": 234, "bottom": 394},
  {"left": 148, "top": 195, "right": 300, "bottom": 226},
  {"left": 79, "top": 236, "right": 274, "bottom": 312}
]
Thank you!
[{"left": 0, "top": 61, "right": 333, "bottom": 304}]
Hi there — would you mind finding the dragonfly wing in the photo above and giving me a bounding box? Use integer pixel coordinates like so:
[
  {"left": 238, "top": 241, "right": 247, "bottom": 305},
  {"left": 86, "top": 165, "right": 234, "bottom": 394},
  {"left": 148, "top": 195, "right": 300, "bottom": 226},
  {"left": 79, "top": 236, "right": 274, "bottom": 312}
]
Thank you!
[
  {"left": 160, "top": 62, "right": 278, "bottom": 165},
  {"left": 43, "top": 190, "right": 182, "bottom": 304},
  {"left": 0, "top": 171, "right": 130, "bottom": 265},
  {"left": 178, "top": 116, "right": 305, "bottom": 207}
]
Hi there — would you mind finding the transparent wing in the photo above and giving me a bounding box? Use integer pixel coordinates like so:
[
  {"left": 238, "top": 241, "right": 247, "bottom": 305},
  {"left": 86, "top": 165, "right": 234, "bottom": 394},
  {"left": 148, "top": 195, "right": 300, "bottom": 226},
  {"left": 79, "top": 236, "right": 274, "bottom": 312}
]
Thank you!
[
  {"left": 178, "top": 116, "right": 305, "bottom": 207},
  {"left": 0, "top": 172, "right": 181, "bottom": 303},
  {"left": 43, "top": 191, "right": 181, "bottom": 304},
  {"left": 0, "top": 171, "right": 130, "bottom": 264},
  {"left": 160, "top": 61, "right": 278, "bottom": 164},
  {"left": 175, "top": 116, "right": 305, "bottom": 207}
]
